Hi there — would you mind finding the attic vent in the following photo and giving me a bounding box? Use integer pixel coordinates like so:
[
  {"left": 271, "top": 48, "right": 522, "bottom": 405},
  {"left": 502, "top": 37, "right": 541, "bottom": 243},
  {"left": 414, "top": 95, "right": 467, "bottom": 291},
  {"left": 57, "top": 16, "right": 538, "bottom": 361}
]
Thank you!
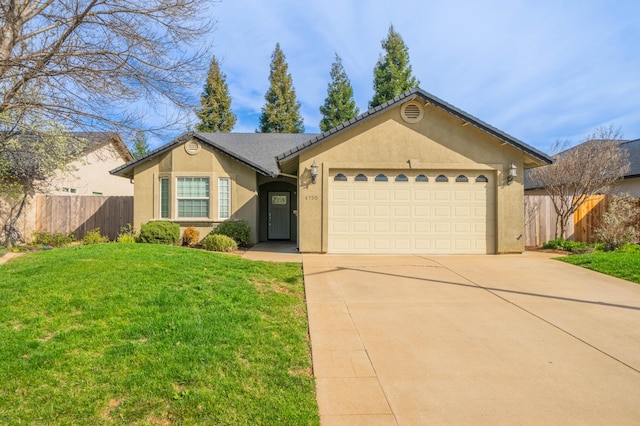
[
  {"left": 184, "top": 140, "right": 201, "bottom": 155},
  {"left": 400, "top": 101, "right": 424, "bottom": 123}
]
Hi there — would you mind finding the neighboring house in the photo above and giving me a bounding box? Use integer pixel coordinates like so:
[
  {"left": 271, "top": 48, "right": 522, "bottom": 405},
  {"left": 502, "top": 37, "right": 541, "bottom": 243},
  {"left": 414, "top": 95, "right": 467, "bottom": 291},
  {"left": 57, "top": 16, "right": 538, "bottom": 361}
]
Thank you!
[
  {"left": 50, "top": 132, "right": 134, "bottom": 196},
  {"left": 112, "top": 88, "right": 552, "bottom": 254},
  {"left": 9, "top": 132, "right": 134, "bottom": 241},
  {"left": 524, "top": 138, "right": 640, "bottom": 196}
]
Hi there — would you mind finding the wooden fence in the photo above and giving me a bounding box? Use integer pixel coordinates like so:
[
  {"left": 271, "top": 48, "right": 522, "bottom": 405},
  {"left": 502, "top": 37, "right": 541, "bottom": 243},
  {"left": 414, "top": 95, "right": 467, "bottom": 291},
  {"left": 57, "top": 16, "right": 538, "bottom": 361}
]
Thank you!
[
  {"left": 524, "top": 195, "right": 574, "bottom": 247},
  {"left": 35, "top": 195, "right": 133, "bottom": 241},
  {"left": 525, "top": 194, "right": 640, "bottom": 246}
]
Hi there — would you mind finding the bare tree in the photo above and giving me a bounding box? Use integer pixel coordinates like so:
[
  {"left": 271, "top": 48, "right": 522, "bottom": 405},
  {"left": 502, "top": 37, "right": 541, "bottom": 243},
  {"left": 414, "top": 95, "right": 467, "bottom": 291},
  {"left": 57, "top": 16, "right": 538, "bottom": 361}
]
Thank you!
[
  {"left": 528, "top": 125, "right": 630, "bottom": 239},
  {"left": 0, "top": 0, "right": 214, "bottom": 144}
]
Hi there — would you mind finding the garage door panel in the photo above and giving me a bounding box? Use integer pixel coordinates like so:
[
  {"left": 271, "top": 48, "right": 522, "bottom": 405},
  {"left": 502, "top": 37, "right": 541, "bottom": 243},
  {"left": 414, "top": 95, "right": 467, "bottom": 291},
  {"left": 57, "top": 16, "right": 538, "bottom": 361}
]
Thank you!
[
  {"left": 353, "top": 205, "right": 370, "bottom": 216},
  {"left": 353, "top": 221, "right": 369, "bottom": 233},
  {"left": 328, "top": 170, "right": 496, "bottom": 254}
]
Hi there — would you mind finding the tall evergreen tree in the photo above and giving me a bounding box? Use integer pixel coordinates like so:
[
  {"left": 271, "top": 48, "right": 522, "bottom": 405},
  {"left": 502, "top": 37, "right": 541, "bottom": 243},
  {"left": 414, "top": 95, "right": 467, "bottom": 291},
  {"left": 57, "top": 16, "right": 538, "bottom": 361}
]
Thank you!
[
  {"left": 319, "top": 54, "right": 360, "bottom": 132},
  {"left": 258, "top": 43, "right": 304, "bottom": 133},
  {"left": 196, "top": 56, "right": 236, "bottom": 132},
  {"left": 369, "top": 24, "right": 420, "bottom": 109},
  {"left": 130, "top": 131, "right": 150, "bottom": 159}
]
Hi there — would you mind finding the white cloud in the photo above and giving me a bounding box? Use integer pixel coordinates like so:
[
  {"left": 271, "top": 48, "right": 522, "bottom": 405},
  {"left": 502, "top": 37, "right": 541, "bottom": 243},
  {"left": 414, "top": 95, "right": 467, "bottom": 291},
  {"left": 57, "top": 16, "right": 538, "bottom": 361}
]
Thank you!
[{"left": 151, "top": 0, "right": 640, "bottom": 151}]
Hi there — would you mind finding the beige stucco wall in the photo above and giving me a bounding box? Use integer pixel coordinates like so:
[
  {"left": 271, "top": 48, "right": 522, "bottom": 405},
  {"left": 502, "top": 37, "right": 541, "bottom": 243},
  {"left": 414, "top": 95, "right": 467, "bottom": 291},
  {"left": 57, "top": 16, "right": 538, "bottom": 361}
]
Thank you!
[
  {"left": 297, "top": 101, "right": 528, "bottom": 254},
  {"left": 50, "top": 143, "right": 134, "bottom": 196},
  {"left": 132, "top": 138, "right": 259, "bottom": 243}
]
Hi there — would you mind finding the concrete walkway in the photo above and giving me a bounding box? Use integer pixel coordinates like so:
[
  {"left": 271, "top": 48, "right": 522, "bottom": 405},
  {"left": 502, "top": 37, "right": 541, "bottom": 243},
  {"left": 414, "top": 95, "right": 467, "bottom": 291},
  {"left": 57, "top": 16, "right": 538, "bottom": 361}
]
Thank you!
[
  {"left": 303, "top": 252, "right": 640, "bottom": 425},
  {"left": 241, "top": 241, "right": 301, "bottom": 263}
]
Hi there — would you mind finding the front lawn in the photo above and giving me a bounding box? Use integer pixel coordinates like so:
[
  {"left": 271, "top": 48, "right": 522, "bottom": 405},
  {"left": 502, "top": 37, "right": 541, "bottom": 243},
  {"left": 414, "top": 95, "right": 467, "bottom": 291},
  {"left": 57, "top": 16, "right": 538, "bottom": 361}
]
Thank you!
[
  {"left": 0, "top": 244, "right": 319, "bottom": 425},
  {"left": 558, "top": 250, "right": 640, "bottom": 284}
]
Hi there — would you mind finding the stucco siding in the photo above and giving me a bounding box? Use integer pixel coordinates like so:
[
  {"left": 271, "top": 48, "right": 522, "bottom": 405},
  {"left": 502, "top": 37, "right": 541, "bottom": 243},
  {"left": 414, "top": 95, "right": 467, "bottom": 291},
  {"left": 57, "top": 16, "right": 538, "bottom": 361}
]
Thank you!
[
  {"left": 131, "top": 138, "right": 259, "bottom": 243},
  {"left": 297, "top": 103, "right": 526, "bottom": 253},
  {"left": 51, "top": 143, "right": 133, "bottom": 196}
]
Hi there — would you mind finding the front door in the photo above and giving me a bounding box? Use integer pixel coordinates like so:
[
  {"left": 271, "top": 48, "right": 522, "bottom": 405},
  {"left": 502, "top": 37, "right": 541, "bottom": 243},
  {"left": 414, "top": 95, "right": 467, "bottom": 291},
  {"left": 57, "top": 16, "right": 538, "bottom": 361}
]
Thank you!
[{"left": 268, "top": 192, "right": 290, "bottom": 240}]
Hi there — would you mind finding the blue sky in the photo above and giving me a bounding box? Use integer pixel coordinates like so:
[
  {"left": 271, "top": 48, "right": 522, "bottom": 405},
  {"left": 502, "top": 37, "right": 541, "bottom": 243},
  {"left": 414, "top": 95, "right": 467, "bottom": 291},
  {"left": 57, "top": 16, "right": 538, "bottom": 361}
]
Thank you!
[{"left": 152, "top": 0, "right": 640, "bottom": 153}]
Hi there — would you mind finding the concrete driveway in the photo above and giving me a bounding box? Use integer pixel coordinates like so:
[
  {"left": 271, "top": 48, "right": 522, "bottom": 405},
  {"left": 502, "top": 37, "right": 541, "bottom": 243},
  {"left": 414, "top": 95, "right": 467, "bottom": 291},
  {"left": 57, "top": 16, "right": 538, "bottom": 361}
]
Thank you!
[{"left": 302, "top": 253, "right": 640, "bottom": 425}]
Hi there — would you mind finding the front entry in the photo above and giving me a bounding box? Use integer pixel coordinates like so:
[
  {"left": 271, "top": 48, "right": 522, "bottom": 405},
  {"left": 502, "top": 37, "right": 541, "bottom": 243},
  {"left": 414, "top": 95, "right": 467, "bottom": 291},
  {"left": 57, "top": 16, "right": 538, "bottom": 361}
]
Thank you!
[{"left": 268, "top": 192, "right": 291, "bottom": 239}]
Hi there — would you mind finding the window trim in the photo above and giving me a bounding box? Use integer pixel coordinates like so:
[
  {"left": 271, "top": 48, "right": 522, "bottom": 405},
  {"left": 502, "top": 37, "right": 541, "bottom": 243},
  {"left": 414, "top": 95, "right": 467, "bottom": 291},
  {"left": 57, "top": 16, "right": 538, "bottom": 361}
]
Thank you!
[
  {"left": 176, "top": 176, "right": 210, "bottom": 219},
  {"left": 218, "top": 177, "right": 231, "bottom": 220}
]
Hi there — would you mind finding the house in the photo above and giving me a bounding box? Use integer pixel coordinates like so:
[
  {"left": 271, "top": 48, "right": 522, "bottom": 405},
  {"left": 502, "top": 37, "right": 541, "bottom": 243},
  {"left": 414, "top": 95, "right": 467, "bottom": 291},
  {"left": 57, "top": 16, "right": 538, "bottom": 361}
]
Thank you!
[
  {"left": 5, "top": 132, "right": 134, "bottom": 242},
  {"left": 111, "top": 88, "right": 552, "bottom": 254},
  {"left": 49, "top": 132, "right": 134, "bottom": 196}
]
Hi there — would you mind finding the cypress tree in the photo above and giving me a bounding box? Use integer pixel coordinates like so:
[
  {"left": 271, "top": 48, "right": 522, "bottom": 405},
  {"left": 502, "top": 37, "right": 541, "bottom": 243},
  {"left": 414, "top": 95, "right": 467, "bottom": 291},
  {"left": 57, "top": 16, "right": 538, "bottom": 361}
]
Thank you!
[
  {"left": 130, "top": 131, "right": 150, "bottom": 159},
  {"left": 319, "top": 54, "right": 360, "bottom": 132},
  {"left": 196, "top": 55, "right": 236, "bottom": 132},
  {"left": 369, "top": 24, "right": 420, "bottom": 109},
  {"left": 258, "top": 43, "right": 304, "bottom": 133}
]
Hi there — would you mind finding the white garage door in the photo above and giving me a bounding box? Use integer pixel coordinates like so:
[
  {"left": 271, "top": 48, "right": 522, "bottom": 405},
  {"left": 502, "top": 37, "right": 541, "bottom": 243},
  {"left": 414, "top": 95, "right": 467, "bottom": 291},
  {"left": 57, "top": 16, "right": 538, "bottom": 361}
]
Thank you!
[{"left": 328, "top": 170, "right": 495, "bottom": 254}]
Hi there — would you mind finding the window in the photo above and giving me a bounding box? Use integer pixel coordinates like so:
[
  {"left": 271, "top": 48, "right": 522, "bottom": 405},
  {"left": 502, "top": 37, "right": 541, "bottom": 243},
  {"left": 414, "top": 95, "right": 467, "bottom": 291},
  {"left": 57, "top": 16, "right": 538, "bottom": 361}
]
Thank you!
[
  {"left": 62, "top": 187, "right": 77, "bottom": 193},
  {"left": 375, "top": 173, "right": 388, "bottom": 182},
  {"left": 416, "top": 174, "right": 428, "bottom": 182},
  {"left": 354, "top": 173, "right": 368, "bottom": 182},
  {"left": 160, "top": 178, "right": 169, "bottom": 219},
  {"left": 334, "top": 173, "right": 347, "bottom": 181},
  {"left": 395, "top": 174, "right": 409, "bottom": 182},
  {"left": 476, "top": 175, "right": 489, "bottom": 183},
  {"left": 436, "top": 174, "right": 449, "bottom": 182},
  {"left": 92, "top": 192, "right": 103, "bottom": 196},
  {"left": 456, "top": 175, "right": 469, "bottom": 182},
  {"left": 218, "top": 178, "right": 230, "bottom": 219},
  {"left": 177, "top": 177, "right": 209, "bottom": 218}
]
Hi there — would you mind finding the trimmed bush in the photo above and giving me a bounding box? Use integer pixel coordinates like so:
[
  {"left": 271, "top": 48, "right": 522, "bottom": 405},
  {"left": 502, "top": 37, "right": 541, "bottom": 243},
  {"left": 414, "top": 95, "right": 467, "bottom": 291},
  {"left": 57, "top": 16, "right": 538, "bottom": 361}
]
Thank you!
[
  {"left": 211, "top": 220, "right": 251, "bottom": 247},
  {"left": 138, "top": 221, "right": 180, "bottom": 245},
  {"left": 182, "top": 226, "right": 200, "bottom": 247},
  {"left": 83, "top": 228, "right": 109, "bottom": 245},
  {"left": 202, "top": 234, "right": 238, "bottom": 252}
]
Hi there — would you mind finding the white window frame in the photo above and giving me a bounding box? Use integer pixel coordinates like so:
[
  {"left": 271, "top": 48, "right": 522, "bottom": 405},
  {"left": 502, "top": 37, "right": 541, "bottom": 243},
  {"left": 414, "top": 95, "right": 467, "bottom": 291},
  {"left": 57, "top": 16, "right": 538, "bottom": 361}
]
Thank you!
[
  {"left": 176, "top": 177, "right": 210, "bottom": 219},
  {"left": 218, "top": 177, "right": 230, "bottom": 220}
]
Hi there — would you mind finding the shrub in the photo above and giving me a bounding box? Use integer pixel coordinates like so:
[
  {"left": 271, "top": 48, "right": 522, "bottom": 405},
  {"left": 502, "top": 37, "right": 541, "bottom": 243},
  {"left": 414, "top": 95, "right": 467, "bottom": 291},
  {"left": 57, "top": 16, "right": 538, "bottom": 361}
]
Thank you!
[
  {"left": 182, "top": 226, "right": 200, "bottom": 247},
  {"left": 595, "top": 194, "right": 640, "bottom": 251},
  {"left": 138, "top": 221, "right": 180, "bottom": 245},
  {"left": 202, "top": 234, "right": 238, "bottom": 252},
  {"left": 211, "top": 220, "right": 251, "bottom": 247},
  {"left": 542, "top": 238, "right": 593, "bottom": 253},
  {"left": 83, "top": 228, "right": 109, "bottom": 245},
  {"left": 31, "top": 231, "right": 75, "bottom": 247},
  {"left": 117, "top": 224, "right": 136, "bottom": 243}
]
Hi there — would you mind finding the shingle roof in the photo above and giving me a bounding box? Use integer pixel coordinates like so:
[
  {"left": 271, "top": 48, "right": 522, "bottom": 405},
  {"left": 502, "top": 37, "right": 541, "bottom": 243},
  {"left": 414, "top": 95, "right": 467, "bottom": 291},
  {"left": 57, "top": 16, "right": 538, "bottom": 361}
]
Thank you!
[
  {"left": 622, "top": 138, "right": 640, "bottom": 178},
  {"left": 112, "top": 87, "right": 553, "bottom": 179},
  {"left": 276, "top": 88, "right": 552, "bottom": 166},
  {"left": 110, "top": 132, "right": 317, "bottom": 178},
  {"left": 195, "top": 132, "right": 317, "bottom": 176}
]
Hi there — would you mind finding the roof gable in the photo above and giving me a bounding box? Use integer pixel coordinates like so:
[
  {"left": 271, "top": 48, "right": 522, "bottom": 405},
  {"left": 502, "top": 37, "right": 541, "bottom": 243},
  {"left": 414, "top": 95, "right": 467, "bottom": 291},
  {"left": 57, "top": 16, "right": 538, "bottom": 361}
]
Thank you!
[
  {"left": 111, "top": 132, "right": 316, "bottom": 178},
  {"left": 276, "top": 88, "right": 552, "bottom": 167}
]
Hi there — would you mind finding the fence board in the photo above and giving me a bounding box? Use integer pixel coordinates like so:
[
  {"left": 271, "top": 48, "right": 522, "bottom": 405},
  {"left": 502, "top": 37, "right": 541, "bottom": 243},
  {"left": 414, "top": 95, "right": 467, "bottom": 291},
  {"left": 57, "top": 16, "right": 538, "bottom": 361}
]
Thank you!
[
  {"left": 35, "top": 195, "right": 133, "bottom": 241},
  {"left": 524, "top": 195, "right": 574, "bottom": 246}
]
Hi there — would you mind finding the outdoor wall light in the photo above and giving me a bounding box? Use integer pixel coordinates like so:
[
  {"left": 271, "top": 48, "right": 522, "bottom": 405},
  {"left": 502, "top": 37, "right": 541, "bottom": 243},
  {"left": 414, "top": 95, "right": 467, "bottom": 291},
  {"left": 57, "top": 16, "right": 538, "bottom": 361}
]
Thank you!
[
  {"left": 310, "top": 160, "right": 319, "bottom": 184},
  {"left": 507, "top": 162, "right": 517, "bottom": 185}
]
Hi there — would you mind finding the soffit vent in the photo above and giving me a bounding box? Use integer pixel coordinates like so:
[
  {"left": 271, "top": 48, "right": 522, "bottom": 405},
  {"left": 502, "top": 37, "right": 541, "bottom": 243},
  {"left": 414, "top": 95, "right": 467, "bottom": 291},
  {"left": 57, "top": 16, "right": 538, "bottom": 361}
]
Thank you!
[
  {"left": 400, "top": 101, "right": 424, "bottom": 123},
  {"left": 184, "top": 140, "right": 201, "bottom": 155}
]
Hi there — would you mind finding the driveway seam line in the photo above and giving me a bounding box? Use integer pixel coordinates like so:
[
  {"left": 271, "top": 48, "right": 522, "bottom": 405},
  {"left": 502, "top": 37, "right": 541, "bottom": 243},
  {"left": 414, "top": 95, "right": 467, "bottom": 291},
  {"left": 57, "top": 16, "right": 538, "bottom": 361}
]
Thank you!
[{"left": 429, "top": 257, "right": 640, "bottom": 376}]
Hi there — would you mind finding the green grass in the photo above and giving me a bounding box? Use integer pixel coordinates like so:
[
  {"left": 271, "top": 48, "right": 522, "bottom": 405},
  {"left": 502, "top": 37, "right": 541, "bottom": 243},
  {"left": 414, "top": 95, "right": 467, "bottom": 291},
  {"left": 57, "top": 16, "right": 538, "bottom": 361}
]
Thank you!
[
  {"left": 558, "top": 249, "right": 640, "bottom": 284},
  {"left": 0, "top": 244, "right": 319, "bottom": 425}
]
